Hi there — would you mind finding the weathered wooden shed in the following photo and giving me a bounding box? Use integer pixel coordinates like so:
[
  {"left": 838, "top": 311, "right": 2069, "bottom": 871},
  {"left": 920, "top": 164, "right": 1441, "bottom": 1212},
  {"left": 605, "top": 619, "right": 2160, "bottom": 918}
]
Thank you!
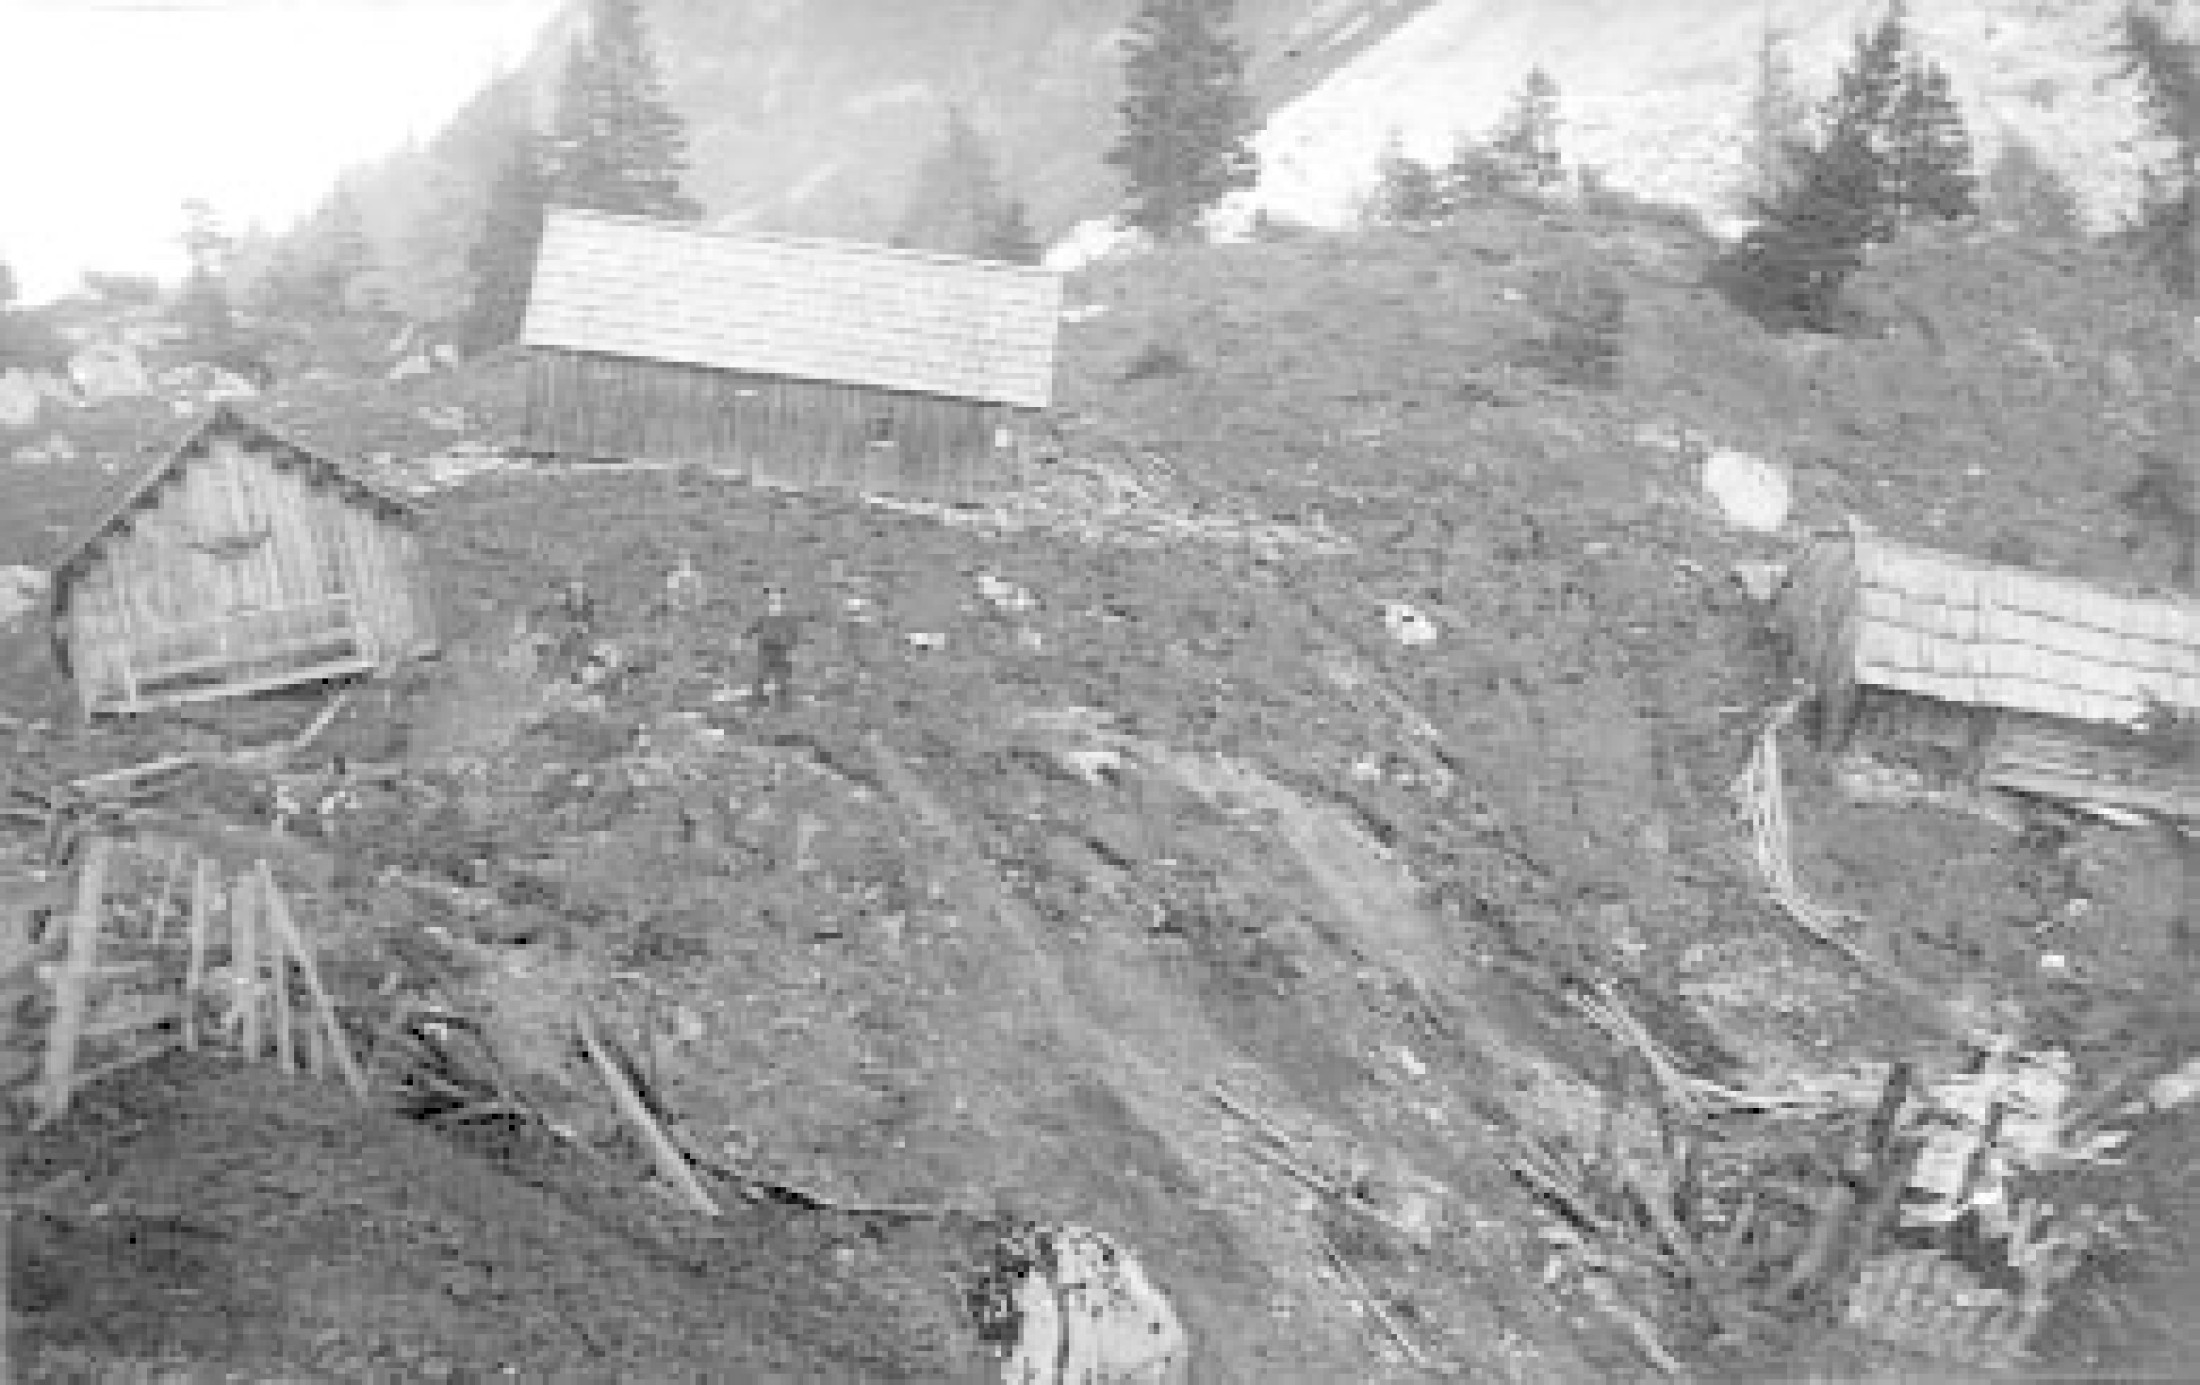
[
  {"left": 48, "top": 405, "right": 436, "bottom": 717},
  {"left": 519, "top": 209, "right": 1063, "bottom": 503},
  {"left": 1776, "top": 524, "right": 2200, "bottom": 819}
]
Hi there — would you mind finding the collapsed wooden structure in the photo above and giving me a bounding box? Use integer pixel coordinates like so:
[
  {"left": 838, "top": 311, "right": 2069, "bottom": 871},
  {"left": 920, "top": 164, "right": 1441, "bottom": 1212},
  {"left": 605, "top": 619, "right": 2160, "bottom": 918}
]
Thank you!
[
  {"left": 46, "top": 406, "right": 437, "bottom": 717},
  {"left": 1776, "top": 524, "right": 2200, "bottom": 820},
  {"left": 519, "top": 209, "right": 1063, "bottom": 503}
]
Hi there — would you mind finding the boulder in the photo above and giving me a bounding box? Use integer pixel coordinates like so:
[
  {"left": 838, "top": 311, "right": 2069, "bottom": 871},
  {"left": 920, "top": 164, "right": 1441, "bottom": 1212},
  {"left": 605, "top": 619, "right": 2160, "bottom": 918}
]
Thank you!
[
  {"left": 69, "top": 343, "right": 151, "bottom": 401},
  {"left": 1001, "top": 1224, "right": 1188, "bottom": 1385},
  {"left": 1381, "top": 600, "right": 1438, "bottom": 647},
  {"left": 1701, "top": 448, "right": 1792, "bottom": 534}
]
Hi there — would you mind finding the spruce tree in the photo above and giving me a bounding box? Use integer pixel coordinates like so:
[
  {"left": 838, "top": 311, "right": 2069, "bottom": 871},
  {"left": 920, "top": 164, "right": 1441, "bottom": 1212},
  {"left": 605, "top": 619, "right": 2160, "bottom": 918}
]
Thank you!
[
  {"left": 1717, "top": 122, "right": 1882, "bottom": 330},
  {"left": 982, "top": 197, "right": 1045, "bottom": 264},
  {"left": 547, "top": 0, "right": 703, "bottom": 220},
  {"left": 1489, "top": 67, "right": 1565, "bottom": 191},
  {"left": 2113, "top": 5, "right": 2200, "bottom": 297},
  {"left": 1106, "top": 0, "right": 1259, "bottom": 242},
  {"left": 1368, "top": 129, "right": 1449, "bottom": 225},
  {"left": 464, "top": 133, "right": 553, "bottom": 352},
  {"left": 1886, "top": 56, "right": 1977, "bottom": 224},
  {"left": 1984, "top": 134, "right": 2082, "bottom": 238},
  {"left": 1443, "top": 134, "right": 1521, "bottom": 208},
  {"left": 896, "top": 106, "right": 1009, "bottom": 256},
  {"left": 177, "top": 199, "right": 236, "bottom": 347},
  {"left": 1818, "top": 0, "right": 1915, "bottom": 242}
]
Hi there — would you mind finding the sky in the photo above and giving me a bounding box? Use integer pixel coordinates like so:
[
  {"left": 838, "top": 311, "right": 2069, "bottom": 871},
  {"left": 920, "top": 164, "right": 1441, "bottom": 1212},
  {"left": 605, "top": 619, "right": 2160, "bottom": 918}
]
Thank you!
[{"left": 0, "top": 0, "right": 562, "bottom": 304}]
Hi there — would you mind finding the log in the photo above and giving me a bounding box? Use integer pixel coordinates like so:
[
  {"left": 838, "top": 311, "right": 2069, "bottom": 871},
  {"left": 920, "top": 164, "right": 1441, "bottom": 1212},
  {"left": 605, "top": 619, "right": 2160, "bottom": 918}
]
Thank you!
[
  {"left": 234, "top": 867, "right": 261, "bottom": 1060},
  {"left": 35, "top": 837, "right": 110, "bottom": 1129},
  {"left": 575, "top": 1007, "right": 720, "bottom": 1217},
  {"left": 1317, "top": 1230, "right": 1432, "bottom": 1369}
]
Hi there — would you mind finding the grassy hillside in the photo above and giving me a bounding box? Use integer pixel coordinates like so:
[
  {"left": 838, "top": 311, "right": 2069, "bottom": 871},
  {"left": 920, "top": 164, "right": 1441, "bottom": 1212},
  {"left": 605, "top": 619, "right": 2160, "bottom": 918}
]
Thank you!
[{"left": 7, "top": 210, "right": 2200, "bottom": 1380}]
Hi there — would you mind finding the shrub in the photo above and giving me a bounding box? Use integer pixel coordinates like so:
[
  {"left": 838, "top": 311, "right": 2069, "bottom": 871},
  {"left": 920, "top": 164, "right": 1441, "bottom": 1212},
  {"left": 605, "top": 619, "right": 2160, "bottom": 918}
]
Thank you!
[{"left": 1122, "top": 342, "right": 1192, "bottom": 381}]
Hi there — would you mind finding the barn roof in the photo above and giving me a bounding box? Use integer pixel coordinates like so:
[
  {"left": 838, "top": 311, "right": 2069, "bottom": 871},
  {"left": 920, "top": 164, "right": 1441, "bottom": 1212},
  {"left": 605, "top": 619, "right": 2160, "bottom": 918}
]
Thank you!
[
  {"left": 521, "top": 209, "right": 1063, "bottom": 409},
  {"left": 47, "top": 403, "right": 416, "bottom": 589},
  {"left": 1792, "top": 528, "right": 2200, "bottom": 725}
]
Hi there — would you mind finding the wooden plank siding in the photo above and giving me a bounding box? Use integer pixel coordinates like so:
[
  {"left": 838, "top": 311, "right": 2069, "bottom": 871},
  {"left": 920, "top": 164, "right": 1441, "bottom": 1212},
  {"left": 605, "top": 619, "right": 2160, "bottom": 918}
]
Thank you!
[
  {"left": 524, "top": 349, "right": 1024, "bottom": 504},
  {"left": 60, "top": 431, "right": 433, "bottom": 716}
]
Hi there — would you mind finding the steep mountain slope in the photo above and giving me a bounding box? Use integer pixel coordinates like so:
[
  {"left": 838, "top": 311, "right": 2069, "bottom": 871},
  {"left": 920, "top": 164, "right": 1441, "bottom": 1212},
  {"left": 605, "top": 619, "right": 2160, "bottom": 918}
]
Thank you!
[
  {"left": 13, "top": 202, "right": 2200, "bottom": 1380},
  {"left": 1237, "top": 0, "right": 2161, "bottom": 232},
  {"left": 441, "top": 0, "right": 2161, "bottom": 248},
  {"left": 477, "top": 0, "right": 1441, "bottom": 242}
]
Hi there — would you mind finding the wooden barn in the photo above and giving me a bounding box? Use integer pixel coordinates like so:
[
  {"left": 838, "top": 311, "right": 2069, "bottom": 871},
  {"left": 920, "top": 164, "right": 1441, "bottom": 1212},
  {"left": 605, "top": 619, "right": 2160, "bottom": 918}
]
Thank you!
[
  {"left": 48, "top": 405, "right": 436, "bottom": 717},
  {"left": 1776, "top": 524, "right": 2200, "bottom": 820},
  {"left": 520, "top": 209, "right": 1063, "bottom": 502}
]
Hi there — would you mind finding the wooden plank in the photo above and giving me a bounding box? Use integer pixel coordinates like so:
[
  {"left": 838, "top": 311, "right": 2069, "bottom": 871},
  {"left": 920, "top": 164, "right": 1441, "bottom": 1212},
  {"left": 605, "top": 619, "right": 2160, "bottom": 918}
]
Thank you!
[
  {"left": 148, "top": 842, "right": 185, "bottom": 945},
  {"left": 184, "top": 857, "right": 210, "bottom": 1050},
  {"left": 233, "top": 866, "right": 260, "bottom": 1060},
  {"left": 575, "top": 1007, "right": 720, "bottom": 1216},
  {"left": 35, "top": 837, "right": 109, "bottom": 1129},
  {"left": 93, "top": 653, "right": 380, "bottom": 717}
]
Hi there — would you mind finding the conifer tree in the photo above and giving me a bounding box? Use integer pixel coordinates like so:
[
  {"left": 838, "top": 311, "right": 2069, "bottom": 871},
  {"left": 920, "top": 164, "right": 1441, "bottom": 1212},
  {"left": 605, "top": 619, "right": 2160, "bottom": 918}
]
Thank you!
[
  {"left": 1716, "top": 121, "right": 1882, "bottom": 331},
  {"left": 547, "top": 0, "right": 703, "bottom": 220},
  {"left": 464, "top": 133, "right": 553, "bottom": 351},
  {"left": 982, "top": 197, "right": 1045, "bottom": 264},
  {"left": 177, "top": 198, "right": 236, "bottom": 346},
  {"left": 1106, "top": 0, "right": 1259, "bottom": 242},
  {"left": 2113, "top": 5, "right": 2200, "bottom": 296},
  {"left": 1443, "top": 133, "right": 1522, "bottom": 208},
  {"left": 1368, "top": 129, "right": 1449, "bottom": 225},
  {"left": 1886, "top": 56, "right": 1977, "bottom": 224},
  {"left": 1489, "top": 67, "right": 1565, "bottom": 191},
  {"left": 1818, "top": 0, "right": 1916, "bottom": 242},
  {"left": 896, "top": 106, "right": 1009, "bottom": 256},
  {"left": 1984, "top": 133, "right": 2082, "bottom": 238}
]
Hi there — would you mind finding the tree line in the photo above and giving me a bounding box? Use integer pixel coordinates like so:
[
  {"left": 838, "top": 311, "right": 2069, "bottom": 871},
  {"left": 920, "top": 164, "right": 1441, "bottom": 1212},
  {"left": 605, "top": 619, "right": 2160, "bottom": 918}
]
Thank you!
[{"left": 27, "top": 0, "right": 2195, "bottom": 371}]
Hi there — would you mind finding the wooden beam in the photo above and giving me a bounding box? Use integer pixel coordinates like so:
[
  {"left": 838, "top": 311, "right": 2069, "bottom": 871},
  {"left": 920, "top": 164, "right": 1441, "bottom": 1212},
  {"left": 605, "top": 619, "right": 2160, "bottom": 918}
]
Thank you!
[{"left": 35, "top": 837, "right": 110, "bottom": 1129}]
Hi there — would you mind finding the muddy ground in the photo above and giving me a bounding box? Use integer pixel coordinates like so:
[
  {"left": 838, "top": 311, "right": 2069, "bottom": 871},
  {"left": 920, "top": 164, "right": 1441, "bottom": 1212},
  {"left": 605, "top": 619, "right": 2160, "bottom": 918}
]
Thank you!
[{"left": 6, "top": 212, "right": 2200, "bottom": 1382}]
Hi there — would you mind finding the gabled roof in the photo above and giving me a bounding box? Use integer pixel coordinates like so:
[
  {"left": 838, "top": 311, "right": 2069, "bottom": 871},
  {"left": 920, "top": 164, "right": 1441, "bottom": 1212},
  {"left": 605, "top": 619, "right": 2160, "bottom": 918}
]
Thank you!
[
  {"left": 48, "top": 403, "right": 416, "bottom": 590},
  {"left": 521, "top": 209, "right": 1062, "bottom": 409},
  {"left": 1793, "top": 528, "right": 2200, "bottom": 725}
]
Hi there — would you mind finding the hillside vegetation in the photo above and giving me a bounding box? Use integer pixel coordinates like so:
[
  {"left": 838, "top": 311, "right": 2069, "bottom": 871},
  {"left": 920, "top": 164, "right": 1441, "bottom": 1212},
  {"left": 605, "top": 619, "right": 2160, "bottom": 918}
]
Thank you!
[{"left": 6, "top": 208, "right": 2200, "bottom": 1381}]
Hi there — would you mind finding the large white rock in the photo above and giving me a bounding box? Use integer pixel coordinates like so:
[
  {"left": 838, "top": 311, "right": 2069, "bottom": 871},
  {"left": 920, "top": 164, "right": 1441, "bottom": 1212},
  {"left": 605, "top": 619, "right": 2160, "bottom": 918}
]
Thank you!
[
  {"left": 70, "top": 343, "right": 151, "bottom": 401},
  {"left": 0, "top": 370, "right": 41, "bottom": 428},
  {"left": 1701, "top": 447, "right": 1792, "bottom": 534},
  {"left": 1003, "top": 1225, "right": 1188, "bottom": 1385}
]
